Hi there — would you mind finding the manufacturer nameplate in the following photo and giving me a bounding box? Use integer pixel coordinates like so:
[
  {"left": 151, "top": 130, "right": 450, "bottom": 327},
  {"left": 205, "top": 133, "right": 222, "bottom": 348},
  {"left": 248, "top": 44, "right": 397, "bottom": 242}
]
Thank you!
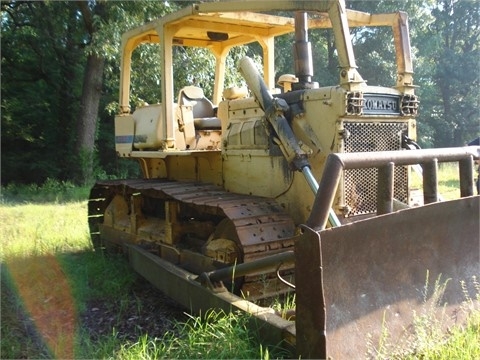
[{"left": 363, "top": 94, "right": 400, "bottom": 115}]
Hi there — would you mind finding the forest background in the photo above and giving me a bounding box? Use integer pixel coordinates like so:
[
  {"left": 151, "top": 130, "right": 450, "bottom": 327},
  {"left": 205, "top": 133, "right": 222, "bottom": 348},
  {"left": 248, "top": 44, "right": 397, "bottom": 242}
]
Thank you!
[{"left": 1, "top": 0, "right": 479, "bottom": 186}]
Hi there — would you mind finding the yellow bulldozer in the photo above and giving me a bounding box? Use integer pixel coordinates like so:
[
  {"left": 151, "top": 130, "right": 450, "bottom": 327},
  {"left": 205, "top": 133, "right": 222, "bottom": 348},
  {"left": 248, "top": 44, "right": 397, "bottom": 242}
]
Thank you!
[{"left": 88, "top": 1, "right": 479, "bottom": 357}]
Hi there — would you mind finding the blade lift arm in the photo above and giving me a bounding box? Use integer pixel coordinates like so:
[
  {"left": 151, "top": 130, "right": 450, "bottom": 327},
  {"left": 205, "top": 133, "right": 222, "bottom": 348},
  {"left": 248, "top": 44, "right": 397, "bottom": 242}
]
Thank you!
[{"left": 239, "top": 56, "right": 341, "bottom": 227}]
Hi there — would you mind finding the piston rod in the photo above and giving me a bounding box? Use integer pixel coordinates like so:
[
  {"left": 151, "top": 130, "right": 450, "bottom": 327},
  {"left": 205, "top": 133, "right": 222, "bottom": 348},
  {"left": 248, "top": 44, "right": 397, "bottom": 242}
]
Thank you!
[{"left": 201, "top": 251, "right": 295, "bottom": 284}]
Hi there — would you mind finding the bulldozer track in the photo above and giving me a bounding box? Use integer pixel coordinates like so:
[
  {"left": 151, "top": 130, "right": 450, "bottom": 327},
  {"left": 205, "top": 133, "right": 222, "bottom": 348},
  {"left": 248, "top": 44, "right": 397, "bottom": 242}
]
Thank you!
[{"left": 88, "top": 179, "right": 296, "bottom": 298}]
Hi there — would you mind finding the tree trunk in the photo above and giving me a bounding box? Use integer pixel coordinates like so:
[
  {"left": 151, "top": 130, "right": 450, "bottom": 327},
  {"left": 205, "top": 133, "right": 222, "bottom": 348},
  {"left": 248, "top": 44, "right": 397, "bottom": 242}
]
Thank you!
[{"left": 76, "top": 54, "right": 105, "bottom": 184}]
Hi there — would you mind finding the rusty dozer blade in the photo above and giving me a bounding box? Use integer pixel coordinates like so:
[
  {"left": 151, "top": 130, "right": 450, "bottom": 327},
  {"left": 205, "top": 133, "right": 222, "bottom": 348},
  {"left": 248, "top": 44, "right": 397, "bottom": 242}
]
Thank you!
[{"left": 295, "top": 196, "right": 479, "bottom": 359}]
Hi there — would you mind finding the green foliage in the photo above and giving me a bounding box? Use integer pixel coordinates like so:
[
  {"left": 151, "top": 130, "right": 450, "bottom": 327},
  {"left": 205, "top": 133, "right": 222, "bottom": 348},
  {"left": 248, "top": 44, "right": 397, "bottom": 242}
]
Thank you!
[
  {"left": 1, "top": 178, "right": 90, "bottom": 204},
  {"left": 414, "top": 0, "right": 480, "bottom": 147},
  {"left": 1, "top": 1, "right": 173, "bottom": 185},
  {"left": 0, "top": 197, "right": 139, "bottom": 359},
  {"left": 59, "top": 251, "right": 138, "bottom": 308},
  {"left": 125, "top": 42, "right": 251, "bottom": 111},
  {"left": 1, "top": 2, "right": 84, "bottom": 184},
  {"left": 74, "top": 310, "right": 288, "bottom": 360}
]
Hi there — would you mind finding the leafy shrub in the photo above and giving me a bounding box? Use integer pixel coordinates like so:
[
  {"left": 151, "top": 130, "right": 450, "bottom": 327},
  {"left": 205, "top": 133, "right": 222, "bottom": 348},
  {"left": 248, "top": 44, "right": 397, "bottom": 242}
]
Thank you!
[{"left": 1, "top": 178, "right": 90, "bottom": 203}]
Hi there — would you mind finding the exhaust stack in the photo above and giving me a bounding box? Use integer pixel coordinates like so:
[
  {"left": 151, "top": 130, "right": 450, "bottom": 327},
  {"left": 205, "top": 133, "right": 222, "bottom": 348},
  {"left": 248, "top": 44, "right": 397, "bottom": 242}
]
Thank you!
[{"left": 293, "top": 12, "right": 318, "bottom": 90}]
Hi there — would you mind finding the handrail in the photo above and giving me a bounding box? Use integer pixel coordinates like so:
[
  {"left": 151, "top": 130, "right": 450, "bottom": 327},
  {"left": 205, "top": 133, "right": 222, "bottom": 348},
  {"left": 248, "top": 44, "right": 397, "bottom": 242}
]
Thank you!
[{"left": 307, "top": 146, "right": 480, "bottom": 231}]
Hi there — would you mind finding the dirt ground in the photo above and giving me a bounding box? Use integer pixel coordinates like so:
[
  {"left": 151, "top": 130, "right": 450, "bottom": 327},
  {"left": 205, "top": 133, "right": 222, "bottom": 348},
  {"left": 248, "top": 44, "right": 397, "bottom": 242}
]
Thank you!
[{"left": 80, "top": 278, "right": 188, "bottom": 342}]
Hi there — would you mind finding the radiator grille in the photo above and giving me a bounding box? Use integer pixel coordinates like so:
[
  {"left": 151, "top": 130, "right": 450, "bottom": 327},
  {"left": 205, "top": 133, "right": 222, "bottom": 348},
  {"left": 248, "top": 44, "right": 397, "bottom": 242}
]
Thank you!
[{"left": 343, "top": 121, "right": 408, "bottom": 216}]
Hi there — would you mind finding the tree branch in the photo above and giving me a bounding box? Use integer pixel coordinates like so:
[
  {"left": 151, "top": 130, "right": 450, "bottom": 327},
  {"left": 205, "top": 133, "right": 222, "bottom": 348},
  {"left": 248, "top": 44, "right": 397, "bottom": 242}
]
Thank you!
[{"left": 77, "top": 1, "right": 95, "bottom": 36}]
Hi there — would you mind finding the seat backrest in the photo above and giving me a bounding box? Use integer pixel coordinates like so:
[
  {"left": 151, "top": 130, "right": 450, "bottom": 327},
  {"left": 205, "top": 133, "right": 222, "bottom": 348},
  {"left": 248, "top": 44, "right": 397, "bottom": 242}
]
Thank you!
[
  {"left": 178, "top": 86, "right": 214, "bottom": 118},
  {"left": 192, "top": 97, "right": 215, "bottom": 118}
]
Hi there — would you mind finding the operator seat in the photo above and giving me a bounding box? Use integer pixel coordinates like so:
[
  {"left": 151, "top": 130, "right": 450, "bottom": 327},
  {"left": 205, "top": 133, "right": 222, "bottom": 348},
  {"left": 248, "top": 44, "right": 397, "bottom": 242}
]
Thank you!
[{"left": 177, "top": 86, "right": 221, "bottom": 130}]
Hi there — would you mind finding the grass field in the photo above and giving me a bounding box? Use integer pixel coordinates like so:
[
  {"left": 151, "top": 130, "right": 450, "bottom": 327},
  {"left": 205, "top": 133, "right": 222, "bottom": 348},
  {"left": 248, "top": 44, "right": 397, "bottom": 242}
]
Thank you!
[
  {"left": 1, "top": 199, "right": 134, "bottom": 359},
  {"left": 1, "top": 169, "right": 479, "bottom": 359},
  {"left": 0, "top": 183, "right": 284, "bottom": 359}
]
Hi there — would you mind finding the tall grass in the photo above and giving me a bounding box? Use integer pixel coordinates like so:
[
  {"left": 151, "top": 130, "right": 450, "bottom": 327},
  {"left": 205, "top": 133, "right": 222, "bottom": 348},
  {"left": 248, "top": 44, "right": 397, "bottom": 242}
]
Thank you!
[{"left": 367, "top": 275, "right": 480, "bottom": 359}]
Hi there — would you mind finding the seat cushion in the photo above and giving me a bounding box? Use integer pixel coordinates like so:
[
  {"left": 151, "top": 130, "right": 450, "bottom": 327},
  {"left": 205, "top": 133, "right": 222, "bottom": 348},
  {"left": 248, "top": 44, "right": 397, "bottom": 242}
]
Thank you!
[{"left": 193, "top": 117, "right": 221, "bottom": 130}]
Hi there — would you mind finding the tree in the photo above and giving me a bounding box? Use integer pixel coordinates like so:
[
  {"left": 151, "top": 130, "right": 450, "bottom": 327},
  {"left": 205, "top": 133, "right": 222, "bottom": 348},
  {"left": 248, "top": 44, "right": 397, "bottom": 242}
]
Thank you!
[
  {"left": 1, "top": 1, "right": 85, "bottom": 183},
  {"left": 426, "top": 0, "right": 480, "bottom": 146},
  {"left": 75, "top": 1, "right": 106, "bottom": 184},
  {"left": 1, "top": 1, "right": 176, "bottom": 185},
  {"left": 347, "top": 0, "right": 479, "bottom": 147}
]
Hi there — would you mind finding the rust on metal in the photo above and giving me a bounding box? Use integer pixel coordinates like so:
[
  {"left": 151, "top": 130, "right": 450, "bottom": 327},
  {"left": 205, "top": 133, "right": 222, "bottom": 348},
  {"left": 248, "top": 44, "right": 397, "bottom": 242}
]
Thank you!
[
  {"left": 294, "top": 226, "right": 327, "bottom": 359},
  {"left": 296, "top": 196, "right": 480, "bottom": 359}
]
